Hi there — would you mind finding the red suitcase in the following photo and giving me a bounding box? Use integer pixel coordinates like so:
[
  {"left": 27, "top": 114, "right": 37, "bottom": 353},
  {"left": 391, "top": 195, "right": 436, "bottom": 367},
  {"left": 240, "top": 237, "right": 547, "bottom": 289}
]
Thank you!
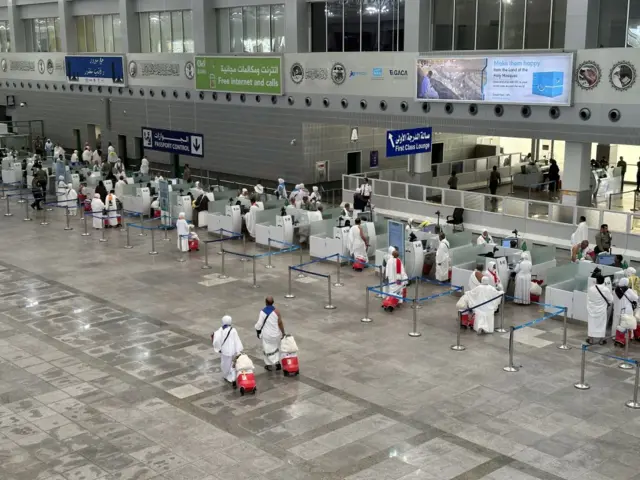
[
  {"left": 615, "top": 329, "right": 629, "bottom": 347},
  {"left": 188, "top": 238, "right": 199, "bottom": 251},
  {"left": 153, "top": 209, "right": 161, "bottom": 218},
  {"left": 530, "top": 279, "right": 544, "bottom": 303},
  {"left": 635, "top": 325, "right": 640, "bottom": 342},
  {"left": 282, "top": 354, "right": 299, "bottom": 377},
  {"left": 236, "top": 371, "right": 256, "bottom": 396},
  {"left": 460, "top": 312, "right": 474, "bottom": 329},
  {"left": 382, "top": 288, "right": 407, "bottom": 312},
  {"left": 352, "top": 257, "right": 367, "bottom": 271}
]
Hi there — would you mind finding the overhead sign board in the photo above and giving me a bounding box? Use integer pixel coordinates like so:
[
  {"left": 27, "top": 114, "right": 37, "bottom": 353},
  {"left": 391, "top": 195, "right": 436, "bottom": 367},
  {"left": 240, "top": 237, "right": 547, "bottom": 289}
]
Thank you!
[
  {"left": 415, "top": 53, "right": 574, "bottom": 105},
  {"left": 194, "top": 55, "right": 282, "bottom": 95},
  {"left": 142, "top": 127, "right": 204, "bottom": 158},
  {"left": 126, "top": 53, "right": 195, "bottom": 88},
  {"left": 0, "top": 53, "right": 67, "bottom": 81},
  {"left": 65, "top": 55, "right": 126, "bottom": 86},
  {"left": 386, "top": 127, "right": 432, "bottom": 158}
]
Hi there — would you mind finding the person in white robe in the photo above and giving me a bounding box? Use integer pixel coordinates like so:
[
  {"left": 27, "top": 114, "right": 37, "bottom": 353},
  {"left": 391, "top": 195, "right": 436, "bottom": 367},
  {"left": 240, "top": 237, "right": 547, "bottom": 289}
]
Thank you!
[
  {"left": 514, "top": 251, "right": 533, "bottom": 304},
  {"left": 254, "top": 183, "right": 264, "bottom": 200},
  {"left": 90, "top": 194, "right": 104, "bottom": 229},
  {"left": 385, "top": 248, "right": 408, "bottom": 303},
  {"left": 476, "top": 229, "right": 495, "bottom": 245},
  {"left": 275, "top": 178, "right": 287, "bottom": 199},
  {"left": 571, "top": 216, "right": 589, "bottom": 246},
  {"left": 484, "top": 261, "right": 503, "bottom": 291},
  {"left": 255, "top": 296, "right": 284, "bottom": 371},
  {"left": 347, "top": 218, "right": 368, "bottom": 263},
  {"left": 70, "top": 150, "right": 79, "bottom": 166},
  {"left": 176, "top": 211, "right": 189, "bottom": 252},
  {"left": 112, "top": 159, "right": 124, "bottom": 178},
  {"left": 435, "top": 232, "right": 451, "bottom": 282},
  {"left": 587, "top": 275, "right": 613, "bottom": 345},
  {"left": 295, "top": 184, "right": 308, "bottom": 205},
  {"left": 114, "top": 176, "right": 127, "bottom": 199},
  {"left": 82, "top": 147, "right": 92, "bottom": 164},
  {"left": 65, "top": 183, "right": 78, "bottom": 216},
  {"left": 140, "top": 156, "right": 149, "bottom": 175},
  {"left": 92, "top": 149, "right": 101, "bottom": 166},
  {"left": 309, "top": 186, "right": 321, "bottom": 204},
  {"left": 104, "top": 191, "right": 119, "bottom": 227},
  {"left": 212, "top": 315, "right": 244, "bottom": 386},
  {"left": 239, "top": 188, "right": 249, "bottom": 199},
  {"left": 612, "top": 277, "right": 638, "bottom": 336},
  {"left": 467, "top": 277, "right": 501, "bottom": 334},
  {"left": 56, "top": 176, "right": 68, "bottom": 206},
  {"left": 193, "top": 181, "right": 205, "bottom": 199},
  {"left": 467, "top": 264, "right": 485, "bottom": 292},
  {"left": 244, "top": 198, "right": 263, "bottom": 239}
]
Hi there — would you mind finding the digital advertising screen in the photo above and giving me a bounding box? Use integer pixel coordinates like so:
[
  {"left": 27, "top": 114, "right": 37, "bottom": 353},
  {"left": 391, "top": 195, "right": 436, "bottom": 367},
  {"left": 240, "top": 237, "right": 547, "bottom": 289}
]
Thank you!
[{"left": 415, "top": 53, "right": 574, "bottom": 105}]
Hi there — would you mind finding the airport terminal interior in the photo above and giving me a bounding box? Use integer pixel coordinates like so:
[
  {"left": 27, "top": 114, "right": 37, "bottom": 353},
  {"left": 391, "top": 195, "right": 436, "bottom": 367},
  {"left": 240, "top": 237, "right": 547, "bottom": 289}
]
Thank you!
[{"left": 3, "top": 0, "right": 640, "bottom": 479}]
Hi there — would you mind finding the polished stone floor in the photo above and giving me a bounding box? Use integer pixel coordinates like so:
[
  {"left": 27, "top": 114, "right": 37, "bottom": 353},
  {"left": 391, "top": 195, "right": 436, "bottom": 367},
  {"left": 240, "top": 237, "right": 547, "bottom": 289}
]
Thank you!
[{"left": 0, "top": 200, "right": 639, "bottom": 480}]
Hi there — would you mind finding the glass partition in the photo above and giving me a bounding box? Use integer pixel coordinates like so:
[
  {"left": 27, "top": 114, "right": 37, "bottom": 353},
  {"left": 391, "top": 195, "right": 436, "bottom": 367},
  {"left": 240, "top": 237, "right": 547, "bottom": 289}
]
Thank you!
[
  {"left": 390, "top": 182, "right": 406, "bottom": 199},
  {"left": 576, "top": 207, "right": 600, "bottom": 228},
  {"left": 372, "top": 179, "right": 388, "bottom": 196},
  {"left": 631, "top": 214, "right": 640, "bottom": 232},
  {"left": 425, "top": 187, "right": 443, "bottom": 204},
  {"left": 487, "top": 156, "right": 499, "bottom": 169},
  {"left": 407, "top": 184, "right": 424, "bottom": 202},
  {"left": 463, "top": 191, "right": 484, "bottom": 211},
  {"left": 545, "top": 263, "right": 578, "bottom": 286},
  {"left": 530, "top": 245, "right": 556, "bottom": 265},
  {"left": 448, "top": 230, "right": 472, "bottom": 248},
  {"left": 550, "top": 204, "right": 574, "bottom": 224},
  {"left": 527, "top": 201, "right": 549, "bottom": 220},
  {"left": 443, "top": 189, "right": 463, "bottom": 207},
  {"left": 475, "top": 158, "right": 487, "bottom": 172},
  {"left": 503, "top": 198, "right": 526, "bottom": 217},
  {"left": 310, "top": 219, "right": 333, "bottom": 236},
  {"left": 451, "top": 245, "right": 486, "bottom": 265},
  {"left": 603, "top": 210, "right": 628, "bottom": 233}
]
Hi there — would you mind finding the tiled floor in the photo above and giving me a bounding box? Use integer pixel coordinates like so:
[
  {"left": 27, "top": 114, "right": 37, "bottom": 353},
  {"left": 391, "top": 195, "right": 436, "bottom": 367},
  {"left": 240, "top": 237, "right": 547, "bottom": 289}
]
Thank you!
[{"left": 0, "top": 199, "right": 639, "bottom": 480}]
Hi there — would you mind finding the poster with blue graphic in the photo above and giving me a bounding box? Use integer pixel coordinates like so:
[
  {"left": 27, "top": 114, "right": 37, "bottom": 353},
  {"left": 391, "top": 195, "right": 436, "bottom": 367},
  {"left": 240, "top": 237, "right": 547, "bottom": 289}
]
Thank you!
[
  {"left": 65, "top": 55, "right": 126, "bottom": 86},
  {"left": 388, "top": 220, "right": 405, "bottom": 263}
]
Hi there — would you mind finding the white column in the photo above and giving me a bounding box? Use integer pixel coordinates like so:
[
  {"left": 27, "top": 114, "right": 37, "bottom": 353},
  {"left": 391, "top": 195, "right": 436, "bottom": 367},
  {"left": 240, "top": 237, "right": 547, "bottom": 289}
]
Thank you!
[
  {"left": 284, "top": 0, "right": 308, "bottom": 53},
  {"left": 192, "top": 0, "right": 217, "bottom": 53},
  {"left": 561, "top": 142, "right": 592, "bottom": 206},
  {"left": 404, "top": 0, "right": 431, "bottom": 51},
  {"left": 118, "top": 0, "right": 140, "bottom": 53},
  {"left": 564, "top": 0, "right": 600, "bottom": 49},
  {"left": 7, "top": 0, "right": 25, "bottom": 52},
  {"left": 58, "top": 0, "right": 76, "bottom": 52}
]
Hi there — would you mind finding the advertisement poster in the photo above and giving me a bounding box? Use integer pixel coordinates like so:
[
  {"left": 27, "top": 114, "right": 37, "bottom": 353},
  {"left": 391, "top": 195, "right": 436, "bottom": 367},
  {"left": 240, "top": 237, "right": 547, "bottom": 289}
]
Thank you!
[
  {"left": 194, "top": 56, "right": 282, "bottom": 95},
  {"left": 415, "top": 54, "right": 573, "bottom": 105},
  {"left": 369, "top": 150, "right": 379, "bottom": 168}
]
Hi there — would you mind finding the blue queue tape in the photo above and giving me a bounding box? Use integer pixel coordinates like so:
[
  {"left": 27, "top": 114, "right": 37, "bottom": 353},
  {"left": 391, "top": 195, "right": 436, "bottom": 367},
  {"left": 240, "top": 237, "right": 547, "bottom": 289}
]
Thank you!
[
  {"left": 221, "top": 228, "right": 242, "bottom": 236},
  {"left": 269, "top": 238, "right": 296, "bottom": 248},
  {"left": 584, "top": 344, "right": 638, "bottom": 364},
  {"left": 367, "top": 287, "right": 410, "bottom": 301},
  {"left": 506, "top": 295, "right": 566, "bottom": 311},
  {"left": 417, "top": 289, "right": 459, "bottom": 302},
  {"left": 339, "top": 255, "right": 382, "bottom": 270},
  {"left": 222, "top": 250, "right": 255, "bottom": 259},
  {"left": 512, "top": 309, "right": 565, "bottom": 331},
  {"left": 289, "top": 266, "right": 330, "bottom": 279},
  {"left": 203, "top": 235, "right": 243, "bottom": 244}
]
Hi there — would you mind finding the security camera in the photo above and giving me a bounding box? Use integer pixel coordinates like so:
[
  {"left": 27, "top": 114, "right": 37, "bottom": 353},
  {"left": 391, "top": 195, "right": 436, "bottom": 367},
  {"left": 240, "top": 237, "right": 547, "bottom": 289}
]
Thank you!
[
  {"left": 19, "top": 102, "right": 27, "bottom": 107},
  {"left": 290, "top": 139, "right": 297, "bottom": 146}
]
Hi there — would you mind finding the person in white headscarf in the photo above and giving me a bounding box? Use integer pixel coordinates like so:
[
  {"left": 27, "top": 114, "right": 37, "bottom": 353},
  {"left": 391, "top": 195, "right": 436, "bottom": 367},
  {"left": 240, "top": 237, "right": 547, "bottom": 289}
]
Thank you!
[
  {"left": 612, "top": 277, "right": 638, "bottom": 337},
  {"left": 275, "top": 178, "right": 287, "bottom": 199},
  {"left": 70, "top": 150, "right": 79, "bottom": 166},
  {"left": 289, "top": 184, "right": 301, "bottom": 203},
  {"left": 140, "top": 156, "right": 149, "bottom": 175},
  {"left": 476, "top": 229, "right": 495, "bottom": 245},
  {"left": 239, "top": 188, "right": 249, "bottom": 199},
  {"left": 104, "top": 190, "right": 119, "bottom": 227},
  {"left": 309, "top": 186, "right": 321, "bottom": 203},
  {"left": 571, "top": 215, "right": 589, "bottom": 246},
  {"left": 193, "top": 181, "right": 204, "bottom": 199},
  {"left": 90, "top": 193, "right": 104, "bottom": 229},
  {"left": 295, "top": 184, "right": 307, "bottom": 205},
  {"left": 254, "top": 183, "right": 264, "bottom": 198},
  {"left": 54, "top": 144, "right": 65, "bottom": 159},
  {"left": 467, "top": 264, "right": 485, "bottom": 291},
  {"left": 82, "top": 146, "right": 92, "bottom": 164},
  {"left": 626, "top": 267, "right": 640, "bottom": 296},
  {"left": 385, "top": 248, "right": 408, "bottom": 303},
  {"left": 112, "top": 158, "right": 124, "bottom": 177},
  {"left": 92, "top": 149, "right": 101, "bottom": 166},
  {"left": 466, "top": 277, "right": 501, "bottom": 334},
  {"left": 56, "top": 176, "right": 67, "bottom": 205},
  {"left": 244, "top": 196, "right": 264, "bottom": 239},
  {"left": 347, "top": 217, "right": 368, "bottom": 266},
  {"left": 435, "top": 232, "right": 451, "bottom": 282},
  {"left": 212, "top": 315, "right": 244, "bottom": 387},
  {"left": 587, "top": 275, "right": 612, "bottom": 345},
  {"left": 514, "top": 251, "right": 533, "bottom": 304},
  {"left": 44, "top": 139, "right": 53, "bottom": 156},
  {"left": 115, "top": 175, "right": 127, "bottom": 199},
  {"left": 484, "top": 261, "right": 503, "bottom": 291},
  {"left": 255, "top": 296, "right": 284, "bottom": 371},
  {"left": 176, "top": 212, "right": 189, "bottom": 252},
  {"left": 65, "top": 181, "right": 78, "bottom": 216},
  {"left": 107, "top": 145, "right": 117, "bottom": 164}
]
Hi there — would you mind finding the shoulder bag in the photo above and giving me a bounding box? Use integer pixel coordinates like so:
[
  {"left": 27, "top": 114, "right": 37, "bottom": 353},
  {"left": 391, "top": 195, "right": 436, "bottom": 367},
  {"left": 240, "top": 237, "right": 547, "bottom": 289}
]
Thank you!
[{"left": 256, "top": 311, "right": 273, "bottom": 339}]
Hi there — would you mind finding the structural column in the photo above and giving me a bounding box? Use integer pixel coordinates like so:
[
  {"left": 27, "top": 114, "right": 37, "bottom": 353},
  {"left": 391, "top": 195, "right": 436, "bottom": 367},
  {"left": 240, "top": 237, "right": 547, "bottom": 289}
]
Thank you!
[
  {"left": 564, "top": 0, "right": 601, "bottom": 49},
  {"left": 404, "top": 0, "right": 432, "bottom": 52},
  {"left": 58, "top": 0, "right": 76, "bottom": 52},
  {"left": 118, "top": 0, "right": 140, "bottom": 53},
  {"left": 561, "top": 142, "right": 592, "bottom": 206},
  {"left": 6, "top": 0, "right": 25, "bottom": 52},
  {"left": 284, "top": 0, "right": 308, "bottom": 53},
  {"left": 192, "top": 0, "right": 217, "bottom": 53}
]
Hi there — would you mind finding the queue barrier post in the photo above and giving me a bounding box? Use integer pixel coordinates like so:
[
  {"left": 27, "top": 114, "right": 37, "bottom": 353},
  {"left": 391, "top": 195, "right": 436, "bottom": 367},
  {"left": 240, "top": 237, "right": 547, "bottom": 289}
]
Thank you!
[
  {"left": 81, "top": 212, "right": 90, "bottom": 236},
  {"left": 411, "top": 277, "right": 421, "bottom": 310},
  {"left": 0, "top": 183, "right": 4, "bottom": 199},
  {"left": 325, "top": 275, "right": 336, "bottom": 310},
  {"left": 285, "top": 267, "right": 295, "bottom": 299},
  {"left": 138, "top": 214, "right": 146, "bottom": 236},
  {"left": 297, "top": 249, "right": 305, "bottom": 278},
  {"left": 574, "top": 345, "right": 591, "bottom": 390},
  {"left": 495, "top": 293, "right": 507, "bottom": 333},
  {"left": 99, "top": 222, "right": 107, "bottom": 242},
  {"left": 218, "top": 228, "right": 224, "bottom": 255},
  {"left": 17, "top": 190, "right": 25, "bottom": 204},
  {"left": 408, "top": 297, "right": 421, "bottom": 337},
  {"left": 620, "top": 330, "right": 633, "bottom": 370},
  {"left": 376, "top": 265, "right": 384, "bottom": 298},
  {"left": 451, "top": 311, "right": 466, "bottom": 351},
  {"left": 163, "top": 225, "right": 169, "bottom": 241},
  {"left": 4, "top": 195, "right": 11, "bottom": 217},
  {"left": 178, "top": 235, "right": 187, "bottom": 262},
  {"left": 23, "top": 199, "right": 31, "bottom": 221},
  {"left": 40, "top": 205, "right": 48, "bottom": 225},
  {"left": 503, "top": 326, "right": 519, "bottom": 372},
  {"left": 218, "top": 249, "right": 228, "bottom": 279},
  {"left": 361, "top": 287, "right": 372, "bottom": 323},
  {"left": 124, "top": 224, "right": 133, "bottom": 249},
  {"left": 557, "top": 308, "right": 571, "bottom": 350},
  {"left": 265, "top": 238, "right": 274, "bottom": 269},
  {"left": 149, "top": 228, "right": 158, "bottom": 255},
  {"left": 202, "top": 241, "right": 212, "bottom": 269},
  {"left": 626, "top": 362, "right": 640, "bottom": 409},
  {"left": 64, "top": 206, "right": 72, "bottom": 230},
  {"left": 239, "top": 234, "right": 248, "bottom": 262},
  {"left": 334, "top": 255, "right": 343, "bottom": 287},
  {"left": 252, "top": 256, "right": 259, "bottom": 288}
]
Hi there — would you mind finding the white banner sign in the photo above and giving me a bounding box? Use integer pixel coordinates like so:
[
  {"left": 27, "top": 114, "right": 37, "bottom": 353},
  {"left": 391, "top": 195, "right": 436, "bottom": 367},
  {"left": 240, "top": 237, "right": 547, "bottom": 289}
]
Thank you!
[
  {"left": 0, "top": 53, "right": 66, "bottom": 81},
  {"left": 126, "top": 53, "right": 195, "bottom": 88}
]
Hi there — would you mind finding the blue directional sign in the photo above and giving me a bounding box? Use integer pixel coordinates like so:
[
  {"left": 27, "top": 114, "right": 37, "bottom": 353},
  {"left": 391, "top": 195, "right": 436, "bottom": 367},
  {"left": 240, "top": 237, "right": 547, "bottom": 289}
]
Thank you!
[
  {"left": 386, "top": 127, "right": 432, "bottom": 158},
  {"left": 141, "top": 127, "right": 204, "bottom": 158},
  {"left": 65, "top": 55, "right": 126, "bottom": 86}
]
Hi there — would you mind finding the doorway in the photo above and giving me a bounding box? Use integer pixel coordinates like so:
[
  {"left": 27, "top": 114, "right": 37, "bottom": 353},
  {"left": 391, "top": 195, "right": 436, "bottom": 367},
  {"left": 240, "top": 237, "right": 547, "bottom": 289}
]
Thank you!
[
  {"left": 117, "top": 135, "right": 127, "bottom": 167},
  {"left": 346, "top": 151, "right": 361, "bottom": 175},
  {"left": 171, "top": 154, "right": 180, "bottom": 178},
  {"left": 431, "top": 142, "right": 444, "bottom": 165},
  {"left": 86, "top": 124, "right": 96, "bottom": 149},
  {"left": 72, "top": 129, "right": 81, "bottom": 154}
]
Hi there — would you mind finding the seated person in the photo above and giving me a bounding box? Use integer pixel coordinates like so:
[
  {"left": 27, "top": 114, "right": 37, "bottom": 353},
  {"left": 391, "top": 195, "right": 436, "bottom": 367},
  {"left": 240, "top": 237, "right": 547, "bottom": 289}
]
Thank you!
[
  {"left": 571, "top": 240, "right": 595, "bottom": 262},
  {"left": 614, "top": 254, "right": 629, "bottom": 269}
]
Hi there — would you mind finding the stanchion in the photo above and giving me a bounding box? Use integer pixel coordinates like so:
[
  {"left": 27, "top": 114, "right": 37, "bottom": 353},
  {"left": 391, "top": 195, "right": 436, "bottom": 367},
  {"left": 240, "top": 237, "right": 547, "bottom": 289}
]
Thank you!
[
  {"left": 163, "top": 225, "right": 169, "bottom": 241},
  {"left": 252, "top": 256, "right": 260, "bottom": 288},
  {"left": 574, "top": 345, "right": 590, "bottom": 390},
  {"left": 218, "top": 228, "right": 224, "bottom": 255},
  {"left": 17, "top": 191, "right": 25, "bottom": 204},
  {"left": 265, "top": 239, "right": 274, "bottom": 269},
  {"left": 64, "top": 206, "right": 73, "bottom": 230},
  {"left": 503, "top": 327, "right": 519, "bottom": 372},
  {"left": 361, "top": 287, "right": 372, "bottom": 323},
  {"left": 285, "top": 268, "right": 295, "bottom": 299},
  {"left": 408, "top": 298, "right": 422, "bottom": 337},
  {"left": 218, "top": 250, "right": 228, "bottom": 279},
  {"left": 177, "top": 237, "right": 186, "bottom": 262},
  {"left": 4, "top": 196, "right": 12, "bottom": 217},
  {"left": 40, "top": 205, "right": 48, "bottom": 225},
  {"left": 99, "top": 225, "right": 107, "bottom": 242},
  {"left": 325, "top": 276, "right": 336, "bottom": 310},
  {"left": 451, "top": 311, "right": 466, "bottom": 351},
  {"left": 297, "top": 249, "right": 305, "bottom": 278},
  {"left": 23, "top": 200, "right": 31, "bottom": 221},
  {"left": 557, "top": 308, "right": 571, "bottom": 350},
  {"left": 81, "top": 214, "right": 90, "bottom": 236},
  {"left": 495, "top": 294, "right": 507, "bottom": 333},
  {"left": 626, "top": 363, "right": 640, "bottom": 409},
  {"left": 124, "top": 224, "right": 133, "bottom": 249},
  {"left": 620, "top": 330, "right": 633, "bottom": 370},
  {"left": 334, "top": 256, "right": 344, "bottom": 287},
  {"left": 138, "top": 215, "right": 147, "bottom": 236},
  {"left": 201, "top": 242, "right": 212, "bottom": 269},
  {"left": 410, "top": 278, "right": 421, "bottom": 309},
  {"left": 0, "top": 183, "right": 5, "bottom": 199},
  {"left": 149, "top": 228, "right": 158, "bottom": 255},
  {"left": 239, "top": 234, "right": 249, "bottom": 262},
  {"left": 376, "top": 265, "right": 384, "bottom": 298}
]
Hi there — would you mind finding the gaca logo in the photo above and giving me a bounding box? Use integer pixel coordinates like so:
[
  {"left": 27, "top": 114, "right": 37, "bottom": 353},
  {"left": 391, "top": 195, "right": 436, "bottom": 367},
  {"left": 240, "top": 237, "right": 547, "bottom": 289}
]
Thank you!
[{"left": 389, "top": 69, "right": 408, "bottom": 78}]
